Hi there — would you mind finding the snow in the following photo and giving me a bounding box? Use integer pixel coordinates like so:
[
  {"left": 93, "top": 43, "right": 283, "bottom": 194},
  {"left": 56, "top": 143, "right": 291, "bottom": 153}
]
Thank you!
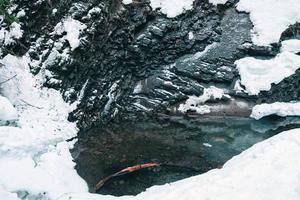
[
  {"left": 178, "top": 86, "right": 229, "bottom": 114},
  {"left": 188, "top": 31, "right": 194, "bottom": 40},
  {"left": 281, "top": 39, "right": 300, "bottom": 53},
  {"left": 58, "top": 128, "right": 300, "bottom": 200},
  {"left": 122, "top": 0, "right": 133, "bottom": 5},
  {"left": 149, "top": 0, "right": 195, "bottom": 18},
  {"left": 237, "top": 0, "right": 300, "bottom": 46},
  {"left": 0, "top": 22, "right": 23, "bottom": 47},
  {"left": 0, "top": 186, "right": 19, "bottom": 200},
  {"left": 203, "top": 143, "right": 213, "bottom": 148},
  {"left": 124, "top": 0, "right": 229, "bottom": 17},
  {"left": 235, "top": 39, "right": 300, "bottom": 95},
  {"left": 54, "top": 17, "right": 87, "bottom": 50},
  {"left": 193, "top": 42, "right": 217, "bottom": 59},
  {"left": 133, "top": 81, "right": 143, "bottom": 94},
  {"left": 0, "top": 54, "right": 88, "bottom": 199},
  {"left": 209, "top": 0, "right": 228, "bottom": 5},
  {"left": 1, "top": 1, "right": 300, "bottom": 199},
  {"left": 0, "top": 95, "right": 18, "bottom": 121},
  {"left": 251, "top": 102, "right": 300, "bottom": 120}
]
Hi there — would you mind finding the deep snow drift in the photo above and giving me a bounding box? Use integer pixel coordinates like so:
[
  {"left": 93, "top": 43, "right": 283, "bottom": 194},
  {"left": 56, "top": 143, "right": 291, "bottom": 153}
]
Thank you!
[{"left": 0, "top": 54, "right": 88, "bottom": 199}]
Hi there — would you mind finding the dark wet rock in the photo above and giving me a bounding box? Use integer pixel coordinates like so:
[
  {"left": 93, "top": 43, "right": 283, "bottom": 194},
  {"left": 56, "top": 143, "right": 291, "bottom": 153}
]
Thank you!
[
  {"left": 280, "top": 23, "right": 300, "bottom": 41},
  {"left": 239, "top": 43, "right": 281, "bottom": 57},
  {"left": 259, "top": 70, "right": 300, "bottom": 103},
  {"left": 127, "top": 7, "right": 252, "bottom": 114},
  {"left": 7, "top": 0, "right": 257, "bottom": 129}
]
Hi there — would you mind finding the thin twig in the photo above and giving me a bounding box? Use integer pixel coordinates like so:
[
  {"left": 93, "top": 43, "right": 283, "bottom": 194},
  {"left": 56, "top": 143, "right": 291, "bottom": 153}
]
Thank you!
[
  {"left": 20, "top": 99, "right": 43, "bottom": 109},
  {"left": 0, "top": 74, "right": 17, "bottom": 84}
]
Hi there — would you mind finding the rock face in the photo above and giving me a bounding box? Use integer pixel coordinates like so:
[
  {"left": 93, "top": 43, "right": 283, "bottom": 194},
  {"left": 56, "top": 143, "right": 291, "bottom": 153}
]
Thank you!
[{"left": 4, "top": 0, "right": 300, "bottom": 130}]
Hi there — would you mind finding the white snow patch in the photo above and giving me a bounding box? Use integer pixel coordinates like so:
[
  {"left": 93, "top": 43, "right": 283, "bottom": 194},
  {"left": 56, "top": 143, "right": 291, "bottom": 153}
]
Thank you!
[
  {"left": 149, "top": 0, "right": 195, "bottom": 18},
  {"left": 209, "top": 0, "right": 228, "bottom": 5},
  {"left": 0, "top": 22, "right": 23, "bottom": 46},
  {"left": 178, "top": 86, "right": 229, "bottom": 114},
  {"left": 237, "top": 0, "right": 300, "bottom": 46},
  {"left": 16, "top": 10, "right": 26, "bottom": 18},
  {"left": 123, "top": 0, "right": 133, "bottom": 4},
  {"left": 251, "top": 102, "right": 300, "bottom": 120},
  {"left": 203, "top": 143, "right": 213, "bottom": 148},
  {"left": 0, "top": 95, "right": 18, "bottom": 121},
  {"left": 59, "top": 128, "right": 300, "bottom": 200},
  {"left": 188, "top": 31, "right": 194, "bottom": 40},
  {"left": 87, "top": 7, "right": 102, "bottom": 18},
  {"left": 235, "top": 39, "right": 300, "bottom": 95},
  {"left": 54, "top": 17, "right": 87, "bottom": 50},
  {"left": 133, "top": 81, "right": 143, "bottom": 94},
  {"left": 193, "top": 42, "right": 217, "bottom": 59}
]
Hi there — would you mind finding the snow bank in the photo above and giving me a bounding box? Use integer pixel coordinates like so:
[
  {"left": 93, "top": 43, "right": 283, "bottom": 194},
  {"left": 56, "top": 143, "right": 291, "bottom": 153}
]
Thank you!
[
  {"left": 251, "top": 102, "right": 300, "bottom": 120},
  {"left": 0, "top": 54, "right": 88, "bottom": 199},
  {"left": 178, "top": 86, "right": 229, "bottom": 114},
  {"left": 235, "top": 51, "right": 300, "bottom": 95},
  {"left": 54, "top": 17, "right": 86, "bottom": 50},
  {"left": 0, "top": 95, "right": 18, "bottom": 121},
  {"left": 0, "top": 186, "right": 19, "bottom": 200},
  {"left": 237, "top": 0, "right": 300, "bottom": 46},
  {"left": 235, "top": 39, "right": 300, "bottom": 95},
  {"left": 59, "top": 128, "right": 300, "bottom": 200},
  {"left": 281, "top": 39, "right": 300, "bottom": 54}
]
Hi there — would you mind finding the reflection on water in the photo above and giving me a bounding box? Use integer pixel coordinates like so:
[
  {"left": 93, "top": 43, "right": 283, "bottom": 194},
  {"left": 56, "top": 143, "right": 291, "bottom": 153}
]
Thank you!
[{"left": 72, "top": 115, "right": 300, "bottom": 196}]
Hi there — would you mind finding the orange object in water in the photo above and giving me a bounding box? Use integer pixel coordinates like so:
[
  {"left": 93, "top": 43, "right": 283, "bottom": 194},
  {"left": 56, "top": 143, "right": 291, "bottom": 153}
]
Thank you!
[{"left": 95, "top": 163, "right": 160, "bottom": 190}]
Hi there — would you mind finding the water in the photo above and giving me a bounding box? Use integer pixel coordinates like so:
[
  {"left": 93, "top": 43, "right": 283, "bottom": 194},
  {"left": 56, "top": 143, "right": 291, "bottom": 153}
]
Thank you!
[{"left": 72, "top": 115, "right": 300, "bottom": 196}]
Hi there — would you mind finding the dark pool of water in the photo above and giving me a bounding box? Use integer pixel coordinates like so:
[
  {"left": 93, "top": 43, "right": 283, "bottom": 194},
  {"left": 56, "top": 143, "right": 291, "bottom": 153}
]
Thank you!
[{"left": 71, "top": 115, "right": 300, "bottom": 196}]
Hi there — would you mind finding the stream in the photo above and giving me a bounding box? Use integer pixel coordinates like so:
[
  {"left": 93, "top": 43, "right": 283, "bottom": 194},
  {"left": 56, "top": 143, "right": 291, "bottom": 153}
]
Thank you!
[{"left": 72, "top": 115, "right": 300, "bottom": 196}]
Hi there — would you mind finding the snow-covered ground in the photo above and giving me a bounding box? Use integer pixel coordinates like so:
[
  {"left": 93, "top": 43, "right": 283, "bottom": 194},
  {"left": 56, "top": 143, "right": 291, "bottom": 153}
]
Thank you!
[{"left": 0, "top": 54, "right": 88, "bottom": 199}]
